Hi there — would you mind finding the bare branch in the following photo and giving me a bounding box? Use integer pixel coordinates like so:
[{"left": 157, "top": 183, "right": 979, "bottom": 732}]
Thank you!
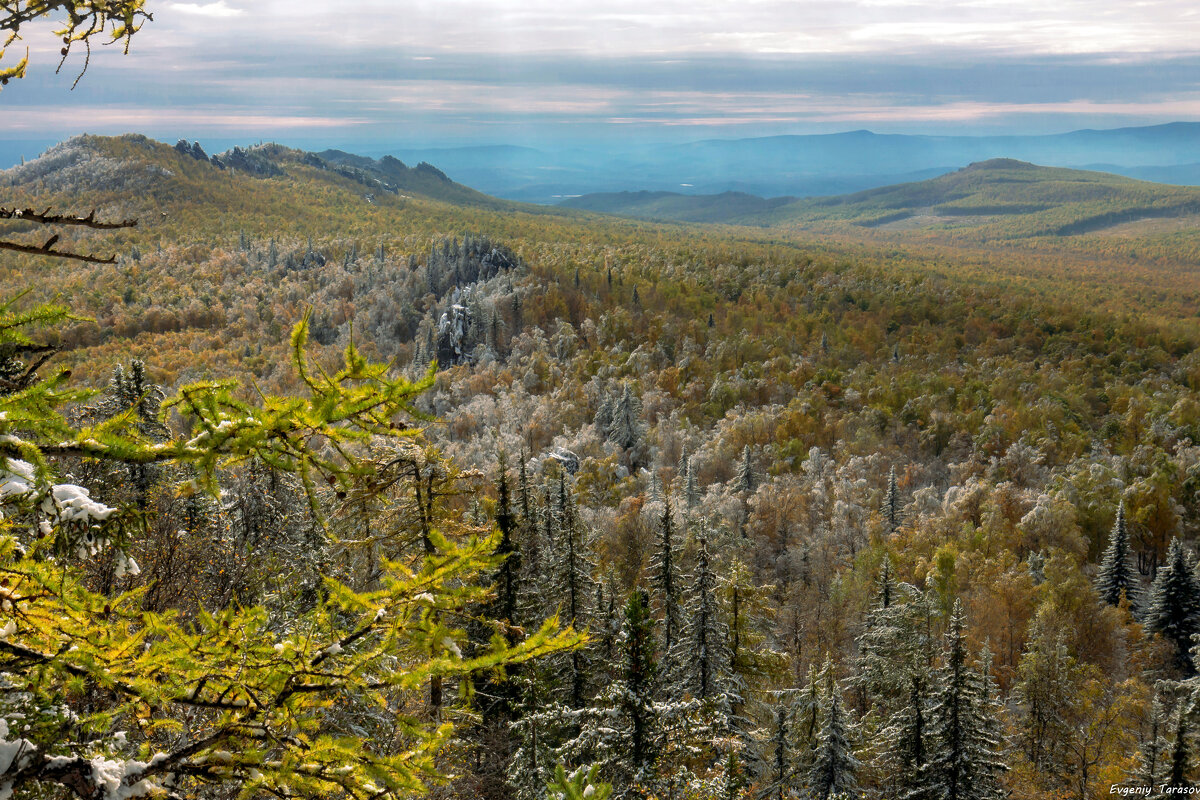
[
  {"left": 0, "top": 206, "right": 138, "bottom": 229},
  {"left": 0, "top": 237, "right": 117, "bottom": 264}
]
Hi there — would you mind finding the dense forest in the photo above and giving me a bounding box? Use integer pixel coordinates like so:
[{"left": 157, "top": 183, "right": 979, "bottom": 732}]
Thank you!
[{"left": 0, "top": 130, "right": 1199, "bottom": 800}]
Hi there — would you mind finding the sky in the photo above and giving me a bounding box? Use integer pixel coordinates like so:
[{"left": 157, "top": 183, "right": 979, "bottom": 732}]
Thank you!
[{"left": 3, "top": 0, "right": 1200, "bottom": 157}]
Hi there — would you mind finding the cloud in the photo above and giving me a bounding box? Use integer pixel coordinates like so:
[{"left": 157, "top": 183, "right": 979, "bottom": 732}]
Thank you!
[{"left": 165, "top": 2, "right": 244, "bottom": 18}]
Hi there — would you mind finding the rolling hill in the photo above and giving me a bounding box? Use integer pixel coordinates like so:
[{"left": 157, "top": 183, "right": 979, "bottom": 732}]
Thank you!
[
  {"left": 561, "top": 159, "right": 1200, "bottom": 240},
  {"left": 558, "top": 190, "right": 796, "bottom": 224}
]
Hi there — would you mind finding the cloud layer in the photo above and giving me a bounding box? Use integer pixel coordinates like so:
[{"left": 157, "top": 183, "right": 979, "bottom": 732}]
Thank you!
[{"left": 2, "top": 0, "right": 1200, "bottom": 151}]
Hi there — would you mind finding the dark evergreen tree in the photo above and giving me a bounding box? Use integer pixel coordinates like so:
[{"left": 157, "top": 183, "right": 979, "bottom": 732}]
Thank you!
[
  {"left": 760, "top": 696, "right": 795, "bottom": 800},
  {"left": 674, "top": 526, "right": 732, "bottom": 714},
  {"left": 1144, "top": 537, "right": 1200, "bottom": 674},
  {"left": 733, "top": 445, "right": 756, "bottom": 494},
  {"left": 550, "top": 472, "right": 594, "bottom": 708},
  {"left": 915, "top": 602, "right": 1007, "bottom": 800},
  {"left": 807, "top": 681, "right": 859, "bottom": 799},
  {"left": 1138, "top": 695, "right": 1168, "bottom": 786},
  {"left": 1166, "top": 702, "right": 1193, "bottom": 790},
  {"left": 1096, "top": 501, "right": 1141, "bottom": 610},
  {"left": 651, "top": 496, "right": 683, "bottom": 668},
  {"left": 882, "top": 466, "right": 903, "bottom": 534},
  {"left": 607, "top": 383, "right": 644, "bottom": 452},
  {"left": 559, "top": 590, "right": 690, "bottom": 794}
]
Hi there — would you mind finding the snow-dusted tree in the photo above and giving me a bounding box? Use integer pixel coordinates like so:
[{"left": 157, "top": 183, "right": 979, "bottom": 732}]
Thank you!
[
  {"left": 759, "top": 695, "right": 796, "bottom": 800},
  {"left": 1165, "top": 701, "right": 1194, "bottom": 790},
  {"left": 807, "top": 679, "right": 860, "bottom": 800},
  {"left": 87, "top": 359, "right": 168, "bottom": 507},
  {"left": 674, "top": 526, "right": 733, "bottom": 715},
  {"left": 558, "top": 589, "right": 702, "bottom": 796},
  {"left": 856, "top": 560, "right": 936, "bottom": 714},
  {"left": 914, "top": 602, "right": 1007, "bottom": 800},
  {"left": 733, "top": 445, "right": 756, "bottom": 494},
  {"left": 882, "top": 466, "right": 903, "bottom": 534},
  {"left": 508, "top": 666, "right": 572, "bottom": 800},
  {"left": 607, "top": 383, "right": 645, "bottom": 453},
  {"left": 685, "top": 456, "right": 700, "bottom": 511},
  {"left": 1096, "top": 501, "right": 1141, "bottom": 610},
  {"left": 884, "top": 673, "right": 931, "bottom": 799},
  {"left": 792, "top": 661, "right": 829, "bottom": 781},
  {"left": 593, "top": 387, "right": 615, "bottom": 436},
  {"left": 1144, "top": 537, "right": 1200, "bottom": 674},
  {"left": 549, "top": 472, "right": 595, "bottom": 708},
  {"left": 1137, "top": 694, "right": 1169, "bottom": 787},
  {"left": 652, "top": 496, "right": 684, "bottom": 668}
]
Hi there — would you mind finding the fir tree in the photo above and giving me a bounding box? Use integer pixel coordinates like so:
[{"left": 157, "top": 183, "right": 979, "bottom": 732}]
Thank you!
[
  {"left": 733, "top": 445, "right": 756, "bottom": 494},
  {"left": 551, "top": 472, "right": 594, "bottom": 708},
  {"left": 1167, "top": 702, "right": 1194, "bottom": 790},
  {"left": 1096, "top": 501, "right": 1141, "bottom": 610},
  {"left": 685, "top": 456, "right": 700, "bottom": 510},
  {"left": 563, "top": 590, "right": 661, "bottom": 789},
  {"left": 675, "top": 526, "right": 732, "bottom": 713},
  {"left": 760, "top": 696, "right": 795, "bottom": 800},
  {"left": 1138, "top": 695, "right": 1169, "bottom": 786},
  {"left": 594, "top": 388, "right": 615, "bottom": 436},
  {"left": 1144, "top": 537, "right": 1200, "bottom": 674},
  {"left": 652, "top": 496, "right": 683, "bottom": 667},
  {"left": 807, "top": 680, "right": 860, "bottom": 800},
  {"left": 882, "top": 466, "right": 903, "bottom": 534},
  {"left": 915, "top": 602, "right": 1007, "bottom": 800},
  {"left": 886, "top": 675, "right": 930, "bottom": 799},
  {"left": 607, "top": 383, "right": 644, "bottom": 452}
]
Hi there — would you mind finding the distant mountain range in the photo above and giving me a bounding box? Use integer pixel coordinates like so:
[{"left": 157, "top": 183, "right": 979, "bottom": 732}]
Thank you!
[
  {"left": 563, "top": 158, "right": 1200, "bottom": 244},
  {"left": 380, "top": 122, "right": 1200, "bottom": 203}
]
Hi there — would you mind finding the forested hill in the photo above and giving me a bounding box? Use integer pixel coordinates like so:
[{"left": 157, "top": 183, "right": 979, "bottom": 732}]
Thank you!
[
  {"left": 0, "top": 133, "right": 534, "bottom": 220},
  {"left": 560, "top": 158, "right": 1200, "bottom": 235},
  {"left": 3, "top": 131, "right": 1200, "bottom": 797}
]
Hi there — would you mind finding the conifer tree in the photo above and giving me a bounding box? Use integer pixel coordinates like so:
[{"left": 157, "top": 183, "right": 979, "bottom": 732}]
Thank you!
[
  {"left": 733, "top": 445, "right": 756, "bottom": 494},
  {"left": 1096, "top": 501, "right": 1141, "bottom": 610},
  {"left": 1166, "top": 702, "right": 1194, "bottom": 790},
  {"left": 675, "top": 526, "right": 732, "bottom": 713},
  {"left": 607, "top": 383, "right": 644, "bottom": 452},
  {"left": 915, "top": 602, "right": 1007, "bottom": 800},
  {"left": 652, "top": 496, "right": 683, "bottom": 666},
  {"left": 685, "top": 456, "right": 700, "bottom": 510},
  {"left": 1144, "top": 537, "right": 1200, "bottom": 674},
  {"left": 882, "top": 466, "right": 903, "bottom": 534},
  {"left": 807, "top": 680, "right": 860, "bottom": 800},
  {"left": 0, "top": 315, "right": 580, "bottom": 800},
  {"left": 551, "top": 472, "right": 594, "bottom": 708},
  {"left": 1138, "top": 695, "right": 1169, "bottom": 787},
  {"left": 760, "top": 696, "right": 795, "bottom": 800},
  {"left": 563, "top": 590, "right": 662, "bottom": 789}
]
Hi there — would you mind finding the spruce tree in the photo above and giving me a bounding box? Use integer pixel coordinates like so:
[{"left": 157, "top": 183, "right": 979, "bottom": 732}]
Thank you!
[
  {"left": 733, "top": 445, "right": 756, "bottom": 494},
  {"left": 674, "top": 526, "right": 732, "bottom": 714},
  {"left": 916, "top": 602, "right": 1007, "bottom": 800},
  {"left": 1096, "top": 501, "right": 1141, "bottom": 610},
  {"left": 652, "top": 496, "right": 683, "bottom": 665},
  {"left": 550, "top": 472, "right": 594, "bottom": 708},
  {"left": 882, "top": 466, "right": 903, "bottom": 534},
  {"left": 1138, "top": 695, "right": 1169, "bottom": 787},
  {"left": 807, "top": 681, "right": 860, "bottom": 800},
  {"left": 761, "top": 696, "right": 795, "bottom": 800},
  {"left": 1144, "top": 537, "right": 1200, "bottom": 674},
  {"left": 1166, "top": 702, "right": 1193, "bottom": 790},
  {"left": 562, "top": 590, "right": 660, "bottom": 789},
  {"left": 685, "top": 456, "right": 700, "bottom": 510}
]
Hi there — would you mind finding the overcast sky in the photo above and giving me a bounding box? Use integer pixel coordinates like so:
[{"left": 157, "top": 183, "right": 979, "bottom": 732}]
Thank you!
[{"left": 3, "top": 0, "right": 1200, "bottom": 153}]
